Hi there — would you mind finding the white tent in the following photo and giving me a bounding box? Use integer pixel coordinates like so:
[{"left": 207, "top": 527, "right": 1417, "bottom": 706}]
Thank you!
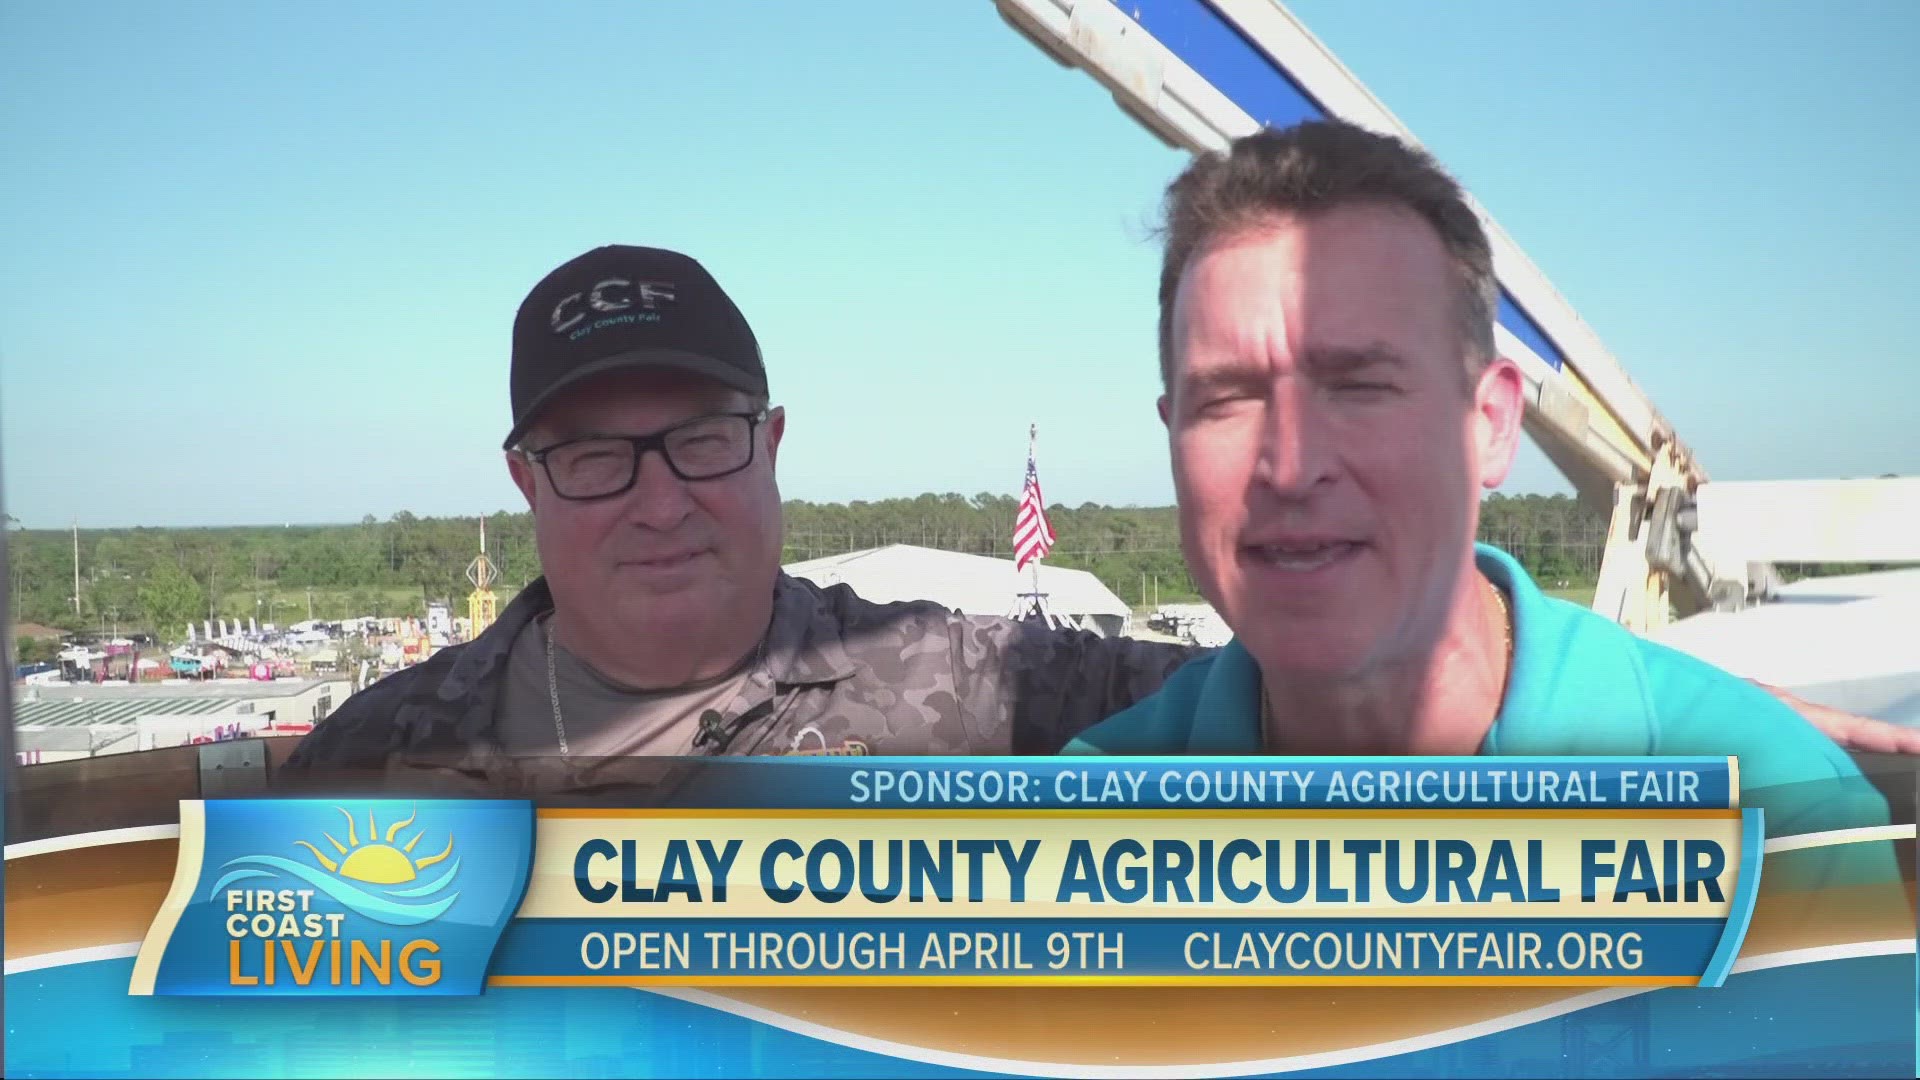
[{"left": 784, "top": 544, "right": 1131, "bottom": 637}]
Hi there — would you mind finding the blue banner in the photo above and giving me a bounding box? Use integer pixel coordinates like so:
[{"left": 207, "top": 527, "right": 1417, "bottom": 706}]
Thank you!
[
  {"left": 609, "top": 756, "right": 1736, "bottom": 810},
  {"left": 490, "top": 916, "right": 1723, "bottom": 980}
]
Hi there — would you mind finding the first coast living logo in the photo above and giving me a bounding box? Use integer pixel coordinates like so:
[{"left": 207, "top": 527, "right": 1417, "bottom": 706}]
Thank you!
[
  {"left": 131, "top": 799, "right": 534, "bottom": 997},
  {"left": 215, "top": 805, "right": 457, "bottom": 989}
]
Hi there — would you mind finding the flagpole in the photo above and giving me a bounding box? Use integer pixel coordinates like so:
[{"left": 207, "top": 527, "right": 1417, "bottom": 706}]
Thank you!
[{"left": 1028, "top": 424, "right": 1041, "bottom": 614}]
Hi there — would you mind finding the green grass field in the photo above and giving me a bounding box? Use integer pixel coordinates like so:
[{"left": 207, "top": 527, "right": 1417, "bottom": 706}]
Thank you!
[{"left": 212, "top": 586, "right": 438, "bottom": 625}]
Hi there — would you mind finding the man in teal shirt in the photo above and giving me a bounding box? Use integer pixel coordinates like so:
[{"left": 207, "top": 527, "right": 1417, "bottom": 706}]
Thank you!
[
  {"left": 1066, "top": 121, "right": 1891, "bottom": 876},
  {"left": 1074, "top": 543, "right": 1887, "bottom": 844}
]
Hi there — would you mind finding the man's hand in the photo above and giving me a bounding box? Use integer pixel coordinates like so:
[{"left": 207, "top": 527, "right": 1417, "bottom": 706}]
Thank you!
[{"left": 1759, "top": 681, "right": 1920, "bottom": 755}]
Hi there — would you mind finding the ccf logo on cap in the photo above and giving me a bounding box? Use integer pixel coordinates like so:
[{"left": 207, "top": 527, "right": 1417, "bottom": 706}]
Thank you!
[
  {"left": 549, "top": 278, "right": 679, "bottom": 335},
  {"left": 506, "top": 246, "right": 767, "bottom": 449}
]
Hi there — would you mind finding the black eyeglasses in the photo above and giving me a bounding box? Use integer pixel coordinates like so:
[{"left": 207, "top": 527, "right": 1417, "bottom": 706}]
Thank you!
[{"left": 521, "top": 410, "right": 768, "bottom": 500}]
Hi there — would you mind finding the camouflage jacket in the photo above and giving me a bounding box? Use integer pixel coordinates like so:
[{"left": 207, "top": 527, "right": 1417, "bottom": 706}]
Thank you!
[{"left": 279, "top": 574, "right": 1199, "bottom": 795}]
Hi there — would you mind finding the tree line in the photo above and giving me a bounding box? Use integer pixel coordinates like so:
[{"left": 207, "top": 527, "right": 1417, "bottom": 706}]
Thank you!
[{"left": 7, "top": 494, "right": 1621, "bottom": 647}]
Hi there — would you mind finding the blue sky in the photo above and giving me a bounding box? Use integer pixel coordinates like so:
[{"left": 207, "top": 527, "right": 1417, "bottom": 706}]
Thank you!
[{"left": 2, "top": 0, "right": 1915, "bottom": 528}]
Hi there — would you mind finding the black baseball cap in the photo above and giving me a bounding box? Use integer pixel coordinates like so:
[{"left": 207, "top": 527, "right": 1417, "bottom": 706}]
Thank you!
[{"left": 504, "top": 245, "right": 768, "bottom": 449}]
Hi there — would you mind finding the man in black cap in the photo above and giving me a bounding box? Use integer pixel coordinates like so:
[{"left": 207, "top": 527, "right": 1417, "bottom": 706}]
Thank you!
[
  {"left": 283, "top": 245, "right": 1915, "bottom": 790},
  {"left": 491, "top": 247, "right": 788, "bottom": 758},
  {"left": 283, "top": 245, "right": 1199, "bottom": 790}
]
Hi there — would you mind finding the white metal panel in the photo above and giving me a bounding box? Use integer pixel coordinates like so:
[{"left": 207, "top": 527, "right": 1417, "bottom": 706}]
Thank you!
[{"left": 1693, "top": 479, "right": 1920, "bottom": 564}]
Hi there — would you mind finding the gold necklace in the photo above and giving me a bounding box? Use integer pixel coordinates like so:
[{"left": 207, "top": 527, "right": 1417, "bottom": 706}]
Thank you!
[
  {"left": 1488, "top": 578, "right": 1513, "bottom": 658},
  {"left": 1487, "top": 578, "right": 1515, "bottom": 704}
]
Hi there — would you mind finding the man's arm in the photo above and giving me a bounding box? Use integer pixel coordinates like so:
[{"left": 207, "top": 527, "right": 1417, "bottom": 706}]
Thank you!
[
  {"left": 1756, "top": 682, "right": 1920, "bottom": 755},
  {"left": 941, "top": 611, "right": 1917, "bottom": 756},
  {"left": 950, "top": 615, "right": 1203, "bottom": 754}
]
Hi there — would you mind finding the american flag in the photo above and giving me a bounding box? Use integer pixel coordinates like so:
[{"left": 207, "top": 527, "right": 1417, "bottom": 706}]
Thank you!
[{"left": 1013, "top": 433, "right": 1056, "bottom": 571}]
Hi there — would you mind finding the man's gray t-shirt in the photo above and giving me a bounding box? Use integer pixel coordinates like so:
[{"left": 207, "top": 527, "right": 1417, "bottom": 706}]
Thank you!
[{"left": 494, "top": 614, "right": 757, "bottom": 757}]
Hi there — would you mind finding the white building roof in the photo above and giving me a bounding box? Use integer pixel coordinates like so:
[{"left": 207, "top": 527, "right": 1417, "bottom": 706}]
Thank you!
[
  {"left": 1771, "top": 566, "right": 1920, "bottom": 604},
  {"left": 12, "top": 678, "right": 350, "bottom": 729},
  {"left": 1653, "top": 570, "right": 1920, "bottom": 689},
  {"left": 784, "top": 545, "right": 1130, "bottom": 619},
  {"left": 16, "top": 678, "right": 342, "bottom": 700},
  {"left": 14, "top": 695, "right": 240, "bottom": 729}
]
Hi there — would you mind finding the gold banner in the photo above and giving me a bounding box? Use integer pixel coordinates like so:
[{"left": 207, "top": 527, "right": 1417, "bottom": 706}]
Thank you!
[{"left": 514, "top": 809, "right": 1743, "bottom": 921}]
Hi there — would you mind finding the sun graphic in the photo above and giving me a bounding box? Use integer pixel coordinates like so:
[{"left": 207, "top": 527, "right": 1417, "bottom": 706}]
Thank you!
[{"left": 294, "top": 805, "right": 454, "bottom": 886}]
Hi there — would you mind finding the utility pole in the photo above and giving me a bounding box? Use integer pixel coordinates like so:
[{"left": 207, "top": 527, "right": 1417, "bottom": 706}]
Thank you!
[
  {"left": 307, "top": 587, "right": 314, "bottom": 621},
  {"left": 71, "top": 520, "right": 81, "bottom": 616}
]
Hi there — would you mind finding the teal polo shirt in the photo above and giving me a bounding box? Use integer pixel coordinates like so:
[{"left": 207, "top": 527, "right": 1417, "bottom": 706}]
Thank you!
[{"left": 1067, "top": 545, "right": 1893, "bottom": 881}]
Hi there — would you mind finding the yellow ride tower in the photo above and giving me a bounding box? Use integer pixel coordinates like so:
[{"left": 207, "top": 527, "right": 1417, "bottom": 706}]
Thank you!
[{"left": 467, "top": 516, "right": 500, "bottom": 639}]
